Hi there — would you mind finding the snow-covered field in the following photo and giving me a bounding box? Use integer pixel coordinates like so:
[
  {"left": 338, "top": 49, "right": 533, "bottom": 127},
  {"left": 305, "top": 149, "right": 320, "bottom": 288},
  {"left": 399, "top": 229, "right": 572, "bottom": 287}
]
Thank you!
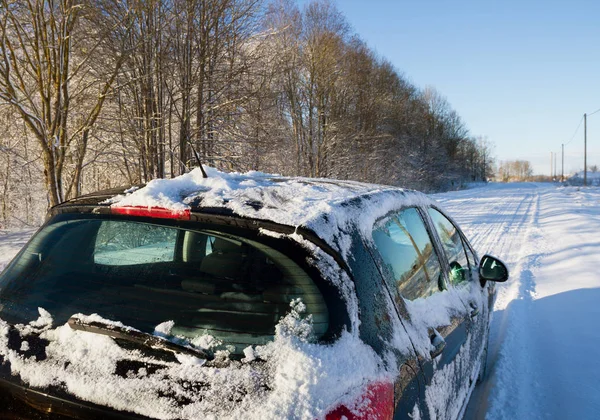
[
  {"left": 0, "top": 229, "right": 35, "bottom": 272},
  {"left": 0, "top": 182, "right": 598, "bottom": 419}
]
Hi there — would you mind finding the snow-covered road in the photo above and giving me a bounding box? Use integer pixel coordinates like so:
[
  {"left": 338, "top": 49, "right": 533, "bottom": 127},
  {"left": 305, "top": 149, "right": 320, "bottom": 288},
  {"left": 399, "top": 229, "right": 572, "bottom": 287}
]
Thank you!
[
  {"left": 0, "top": 183, "right": 598, "bottom": 419},
  {"left": 436, "top": 182, "right": 600, "bottom": 419}
]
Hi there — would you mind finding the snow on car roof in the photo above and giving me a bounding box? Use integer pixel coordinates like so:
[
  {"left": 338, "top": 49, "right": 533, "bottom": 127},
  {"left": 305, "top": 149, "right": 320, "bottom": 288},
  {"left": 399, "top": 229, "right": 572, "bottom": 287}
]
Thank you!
[{"left": 105, "top": 166, "right": 436, "bottom": 262}]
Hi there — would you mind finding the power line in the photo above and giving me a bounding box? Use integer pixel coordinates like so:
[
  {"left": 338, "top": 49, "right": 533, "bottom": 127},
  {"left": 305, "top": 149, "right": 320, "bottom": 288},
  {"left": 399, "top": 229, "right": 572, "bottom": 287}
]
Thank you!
[
  {"left": 587, "top": 107, "right": 600, "bottom": 117},
  {"left": 565, "top": 115, "right": 584, "bottom": 146},
  {"left": 560, "top": 109, "right": 599, "bottom": 183}
]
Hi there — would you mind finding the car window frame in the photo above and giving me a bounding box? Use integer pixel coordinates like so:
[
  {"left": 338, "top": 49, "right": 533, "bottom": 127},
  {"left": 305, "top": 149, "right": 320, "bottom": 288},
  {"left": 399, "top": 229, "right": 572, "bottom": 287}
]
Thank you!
[
  {"left": 368, "top": 206, "right": 451, "bottom": 306},
  {"left": 425, "top": 205, "right": 478, "bottom": 283}
]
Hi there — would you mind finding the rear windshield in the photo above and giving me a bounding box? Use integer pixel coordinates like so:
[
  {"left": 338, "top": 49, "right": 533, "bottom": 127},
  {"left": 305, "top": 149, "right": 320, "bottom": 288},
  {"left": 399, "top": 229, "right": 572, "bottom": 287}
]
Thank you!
[{"left": 0, "top": 216, "right": 330, "bottom": 356}]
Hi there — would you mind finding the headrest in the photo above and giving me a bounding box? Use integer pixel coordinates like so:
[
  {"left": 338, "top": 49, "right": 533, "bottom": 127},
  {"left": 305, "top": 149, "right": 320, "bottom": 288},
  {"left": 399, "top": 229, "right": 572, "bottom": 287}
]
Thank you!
[{"left": 211, "top": 238, "right": 242, "bottom": 253}]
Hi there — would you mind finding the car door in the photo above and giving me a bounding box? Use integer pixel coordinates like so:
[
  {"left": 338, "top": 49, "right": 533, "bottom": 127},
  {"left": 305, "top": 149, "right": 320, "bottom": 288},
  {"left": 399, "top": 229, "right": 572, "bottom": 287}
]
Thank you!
[
  {"left": 369, "top": 207, "right": 474, "bottom": 419},
  {"left": 347, "top": 227, "right": 426, "bottom": 419},
  {"left": 426, "top": 207, "right": 489, "bottom": 386}
]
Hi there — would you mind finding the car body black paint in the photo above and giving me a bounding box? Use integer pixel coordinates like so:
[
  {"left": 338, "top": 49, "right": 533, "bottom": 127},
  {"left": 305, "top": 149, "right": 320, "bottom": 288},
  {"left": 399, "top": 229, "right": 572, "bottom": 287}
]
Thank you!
[{"left": 0, "top": 181, "right": 505, "bottom": 419}]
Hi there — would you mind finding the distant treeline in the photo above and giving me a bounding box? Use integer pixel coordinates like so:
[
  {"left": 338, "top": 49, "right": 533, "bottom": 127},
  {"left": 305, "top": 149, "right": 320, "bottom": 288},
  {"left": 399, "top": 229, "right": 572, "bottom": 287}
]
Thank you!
[
  {"left": 496, "top": 160, "right": 534, "bottom": 182},
  {"left": 0, "top": 0, "right": 492, "bottom": 227}
]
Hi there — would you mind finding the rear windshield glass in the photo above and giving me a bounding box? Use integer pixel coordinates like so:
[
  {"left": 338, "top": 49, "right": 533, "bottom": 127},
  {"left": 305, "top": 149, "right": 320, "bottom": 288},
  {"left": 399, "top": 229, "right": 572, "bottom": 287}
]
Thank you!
[{"left": 0, "top": 216, "right": 329, "bottom": 356}]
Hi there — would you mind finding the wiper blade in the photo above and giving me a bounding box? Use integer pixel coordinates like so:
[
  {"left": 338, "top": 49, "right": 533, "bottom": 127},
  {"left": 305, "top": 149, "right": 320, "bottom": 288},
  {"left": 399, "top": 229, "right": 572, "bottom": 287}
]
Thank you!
[{"left": 67, "top": 315, "right": 212, "bottom": 361}]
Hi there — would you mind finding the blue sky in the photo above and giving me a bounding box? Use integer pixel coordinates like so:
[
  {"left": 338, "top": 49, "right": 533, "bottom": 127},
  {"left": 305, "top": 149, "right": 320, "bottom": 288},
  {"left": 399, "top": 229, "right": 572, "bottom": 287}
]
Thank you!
[{"left": 299, "top": 0, "right": 600, "bottom": 175}]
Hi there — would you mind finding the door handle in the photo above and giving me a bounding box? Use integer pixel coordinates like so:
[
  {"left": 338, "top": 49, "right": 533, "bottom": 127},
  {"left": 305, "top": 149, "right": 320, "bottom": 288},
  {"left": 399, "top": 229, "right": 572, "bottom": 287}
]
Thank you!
[
  {"left": 470, "top": 304, "right": 480, "bottom": 318},
  {"left": 430, "top": 329, "right": 446, "bottom": 359}
]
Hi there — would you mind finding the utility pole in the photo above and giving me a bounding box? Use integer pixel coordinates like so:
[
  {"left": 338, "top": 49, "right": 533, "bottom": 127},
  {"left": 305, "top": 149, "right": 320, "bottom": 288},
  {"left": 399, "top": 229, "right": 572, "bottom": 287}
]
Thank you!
[
  {"left": 554, "top": 152, "right": 557, "bottom": 178},
  {"left": 550, "top": 151, "right": 553, "bottom": 178},
  {"left": 561, "top": 143, "right": 564, "bottom": 182},
  {"left": 584, "top": 113, "right": 587, "bottom": 186}
]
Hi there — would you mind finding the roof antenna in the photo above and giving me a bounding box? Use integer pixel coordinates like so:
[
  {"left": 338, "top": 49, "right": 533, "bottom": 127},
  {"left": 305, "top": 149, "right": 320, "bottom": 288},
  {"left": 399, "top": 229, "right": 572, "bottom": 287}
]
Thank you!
[{"left": 188, "top": 141, "right": 208, "bottom": 178}]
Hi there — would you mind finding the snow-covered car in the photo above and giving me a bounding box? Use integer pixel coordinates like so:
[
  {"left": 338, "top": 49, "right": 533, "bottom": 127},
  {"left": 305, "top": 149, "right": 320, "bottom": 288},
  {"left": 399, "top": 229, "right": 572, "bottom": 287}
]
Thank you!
[{"left": 0, "top": 167, "right": 508, "bottom": 419}]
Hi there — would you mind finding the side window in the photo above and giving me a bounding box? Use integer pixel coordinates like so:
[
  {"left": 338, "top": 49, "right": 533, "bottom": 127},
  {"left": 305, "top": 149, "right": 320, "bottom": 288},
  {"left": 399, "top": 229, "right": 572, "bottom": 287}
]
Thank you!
[
  {"left": 94, "top": 221, "right": 177, "bottom": 265},
  {"left": 427, "top": 208, "right": 470, "bottom": 285},
  {"left": 372, "top": 208, "right": 443, "bottom": 301}
]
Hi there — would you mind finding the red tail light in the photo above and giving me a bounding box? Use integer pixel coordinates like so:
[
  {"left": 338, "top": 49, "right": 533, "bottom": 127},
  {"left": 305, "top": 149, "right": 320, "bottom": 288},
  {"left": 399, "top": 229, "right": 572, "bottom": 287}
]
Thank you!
[
  {"left": 325, "top": 382, "right": 394, "bottom": 420},
  {"left": 110, "top": 206, "right": 191, "bottom": 220}
]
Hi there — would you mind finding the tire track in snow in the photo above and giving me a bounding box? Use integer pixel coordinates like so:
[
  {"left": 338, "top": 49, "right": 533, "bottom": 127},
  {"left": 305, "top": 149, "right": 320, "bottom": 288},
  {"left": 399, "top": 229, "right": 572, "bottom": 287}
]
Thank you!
[
  {"left": 435, "top": 185, "right": 537, "bottom": 261},
  {"left": 434, "top": 185, "right": 546, "bottom": 419},
  {"left": 472, "top": 194, "right": 532, "bottom": 259},
  {"left": 483, "top": 192, "right": 547, "bottom": 420}
]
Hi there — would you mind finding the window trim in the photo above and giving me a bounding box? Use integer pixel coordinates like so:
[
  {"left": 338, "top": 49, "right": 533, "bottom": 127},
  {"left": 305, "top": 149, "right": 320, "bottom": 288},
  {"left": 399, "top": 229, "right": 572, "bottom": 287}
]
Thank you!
[{"left": 424, "top": 205, "right": 478, "bottom": 281}]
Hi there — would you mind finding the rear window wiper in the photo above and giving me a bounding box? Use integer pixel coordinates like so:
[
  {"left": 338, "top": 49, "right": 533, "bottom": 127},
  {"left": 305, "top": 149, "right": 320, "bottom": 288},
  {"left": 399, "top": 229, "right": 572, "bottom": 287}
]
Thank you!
[{"left": 68, "top": 315, "right": 212, "bottom": 361}]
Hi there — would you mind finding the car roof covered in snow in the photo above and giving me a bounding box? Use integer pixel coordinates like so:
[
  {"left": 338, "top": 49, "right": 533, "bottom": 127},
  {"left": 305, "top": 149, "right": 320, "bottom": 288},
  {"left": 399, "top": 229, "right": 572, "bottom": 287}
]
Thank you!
[{"left": 54, "top": 167, "right": 436, "bottom": 261}]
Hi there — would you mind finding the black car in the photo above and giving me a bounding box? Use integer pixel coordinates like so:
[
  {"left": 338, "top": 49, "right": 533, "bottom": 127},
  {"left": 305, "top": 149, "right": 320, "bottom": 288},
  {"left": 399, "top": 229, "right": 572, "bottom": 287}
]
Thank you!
[{"left": 0, "top": 168, "right": 508, "bottom": 419}]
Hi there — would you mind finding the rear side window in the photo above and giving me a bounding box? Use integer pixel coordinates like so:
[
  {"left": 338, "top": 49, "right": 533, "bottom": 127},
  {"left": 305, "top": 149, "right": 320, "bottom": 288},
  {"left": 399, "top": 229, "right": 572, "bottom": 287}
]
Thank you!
[
  {"left": 95, "top": 222, "right": 177, "bottom": 265},
  {"left": 0, "top": 217, "right": 330, "bottom": 356},
  {"left": 428, "top": 208, "right": 470, "bottom": 285},
  {"left": 372, "top": 208, "right": 443, "bottom": 301}
]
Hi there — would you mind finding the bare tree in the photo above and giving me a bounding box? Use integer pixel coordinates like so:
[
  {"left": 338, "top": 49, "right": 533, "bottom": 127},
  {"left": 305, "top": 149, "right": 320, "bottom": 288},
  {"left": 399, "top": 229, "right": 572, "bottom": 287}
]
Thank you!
[
  {"left": 0, "top": 0, "right": 494, "bottom": 227},
  {"left": 0, "top": 0, "right": 131, "bottom": 206}
]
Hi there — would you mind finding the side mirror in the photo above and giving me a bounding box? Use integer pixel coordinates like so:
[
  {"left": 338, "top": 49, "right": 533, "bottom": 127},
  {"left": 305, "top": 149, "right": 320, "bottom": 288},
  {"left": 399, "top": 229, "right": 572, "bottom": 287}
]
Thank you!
[{"left": 479, "top": 255, "right": 509, "bottom": 282}]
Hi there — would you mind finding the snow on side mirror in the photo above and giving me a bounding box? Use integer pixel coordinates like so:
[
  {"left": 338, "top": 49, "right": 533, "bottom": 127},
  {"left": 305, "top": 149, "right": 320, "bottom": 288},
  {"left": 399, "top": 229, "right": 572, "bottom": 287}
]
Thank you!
[{"left": 479, "top": 255, "right": 509, "bottom": 283}]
